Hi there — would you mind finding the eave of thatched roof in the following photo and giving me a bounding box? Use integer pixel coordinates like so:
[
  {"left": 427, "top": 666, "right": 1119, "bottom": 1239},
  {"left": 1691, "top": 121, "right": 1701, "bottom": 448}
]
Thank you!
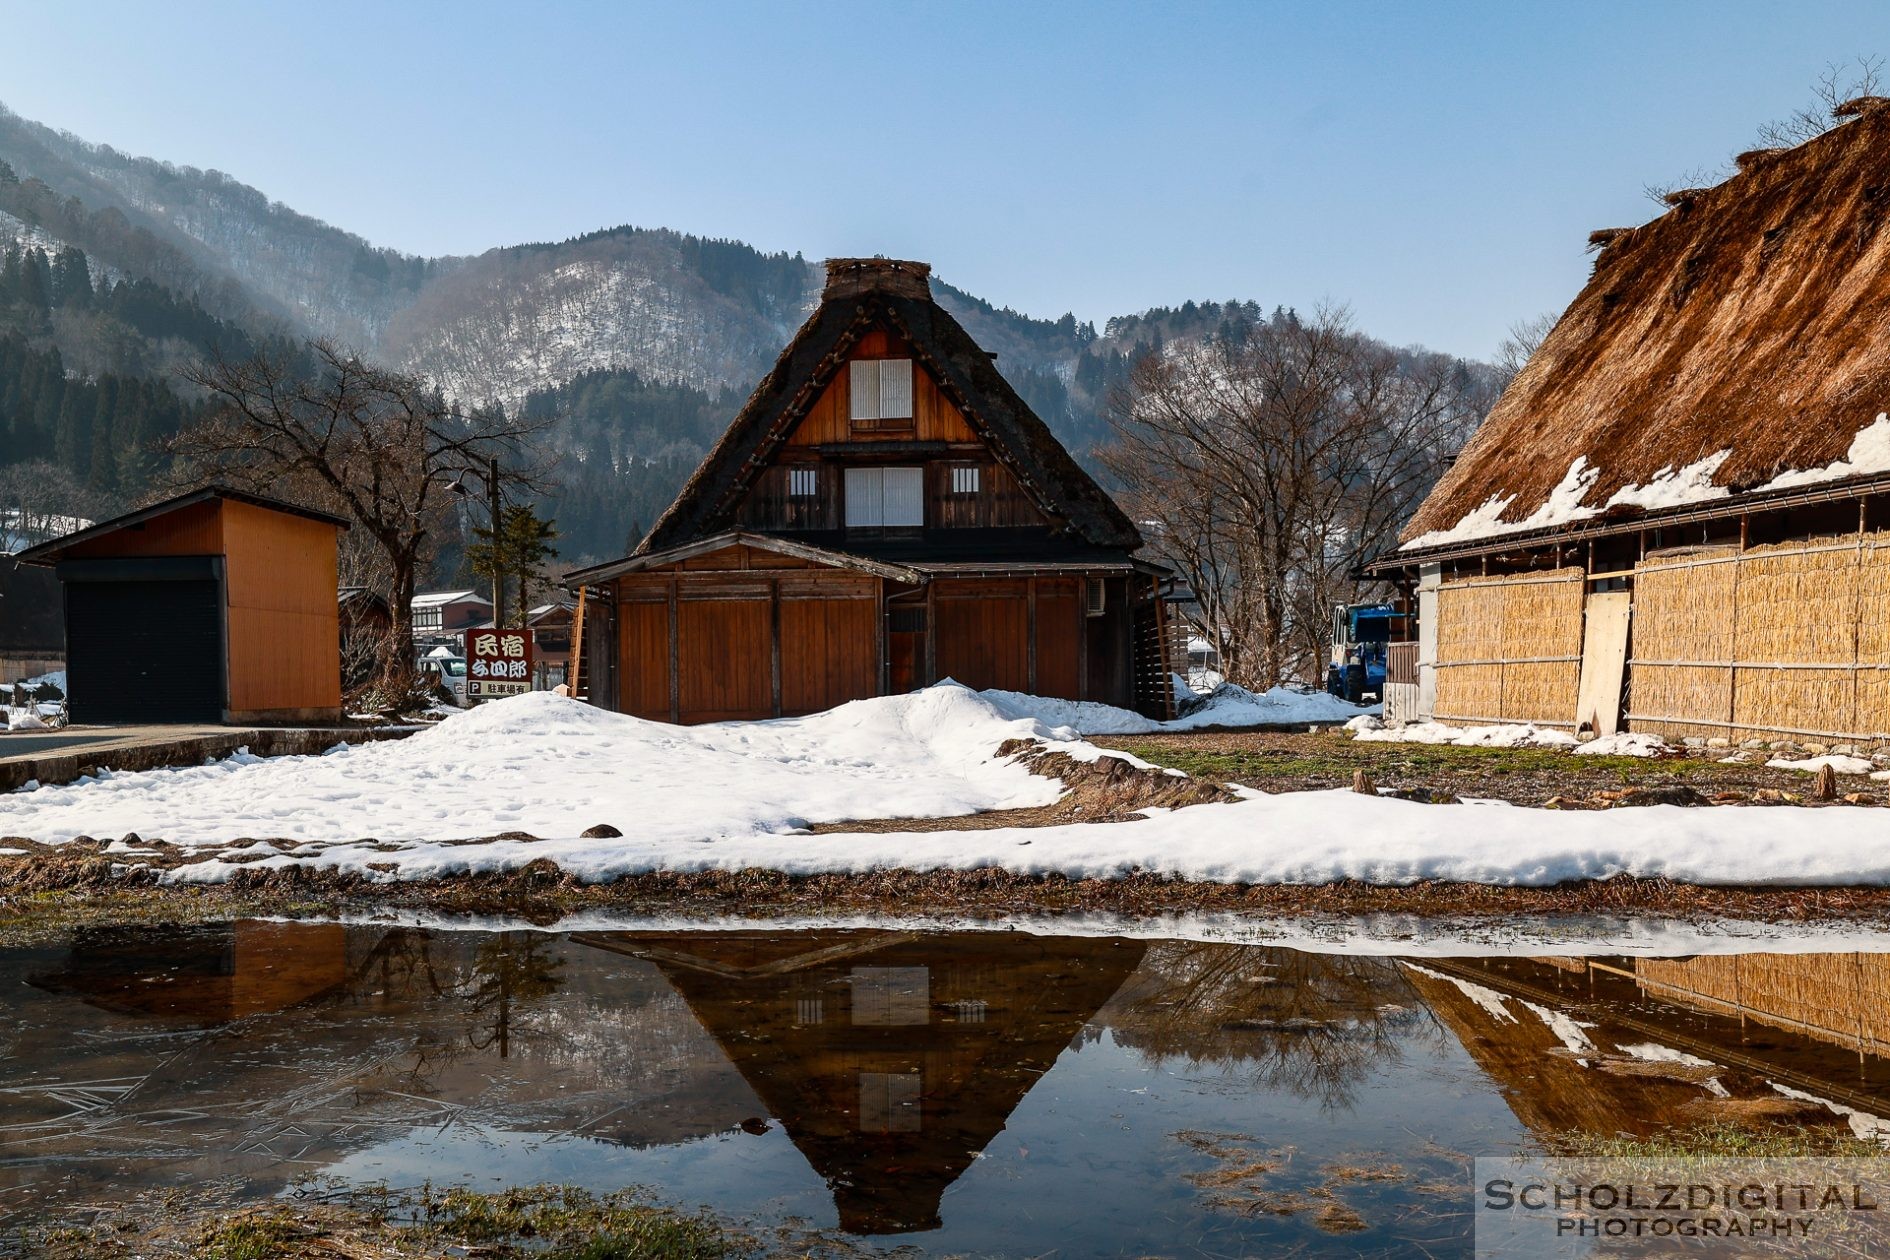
[
  {"left": 632, "top": 259, "right": 1142, "bottom": 557},
  {"left": 1401, "top": 106, "right": 1890, "bottom": 550}
]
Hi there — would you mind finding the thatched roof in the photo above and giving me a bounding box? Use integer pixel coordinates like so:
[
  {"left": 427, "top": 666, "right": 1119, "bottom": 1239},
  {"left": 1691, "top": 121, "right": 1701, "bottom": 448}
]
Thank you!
[
  {"left": 1401, "top": 107, "right": 1890, "bottom": 550},
  {"left": 634, "top": 258, "right": 1142, "bottom": 555}
]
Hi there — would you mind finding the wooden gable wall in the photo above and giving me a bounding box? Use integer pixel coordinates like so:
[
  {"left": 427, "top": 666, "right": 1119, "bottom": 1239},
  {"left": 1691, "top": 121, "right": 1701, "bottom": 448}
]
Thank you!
[
  {"left": 784, "top": 329, "right": 978, "bottom": 446},
  {"left": 732, "top": 327, "right": 1051, "bottom": 535}
]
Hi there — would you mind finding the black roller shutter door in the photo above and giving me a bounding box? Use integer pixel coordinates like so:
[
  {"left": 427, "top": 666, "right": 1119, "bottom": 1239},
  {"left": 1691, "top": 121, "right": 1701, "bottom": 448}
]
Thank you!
[{"left": 66, "top": 580, "right": 224, "bottom": 724}]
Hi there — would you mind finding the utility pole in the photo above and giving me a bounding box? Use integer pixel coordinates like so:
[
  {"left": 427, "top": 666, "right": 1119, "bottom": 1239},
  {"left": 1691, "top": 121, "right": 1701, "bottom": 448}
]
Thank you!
[{"left": 487, "top": 454, "right": 504, "bottom": 628}]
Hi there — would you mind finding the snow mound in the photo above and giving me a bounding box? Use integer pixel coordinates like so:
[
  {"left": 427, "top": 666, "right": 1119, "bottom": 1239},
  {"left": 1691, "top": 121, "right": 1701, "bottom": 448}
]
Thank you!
[
  {"left": 1570, "top": 732, "right": 1669, "bottom": 758},
  {"left": 1168, "top": 682, "right": 1377, "bottom": 729},
  {"left": 1353, "top": 721, "right": 1670, "bottom": 756},
  {"left": 1768, "top": 753, "right": 1875, "bottom": 775},
  {"left": 1353, "top": 721, "right": 1578, "bottom": 749},
  {"left": 0, "top": 684, "right": 1089, "bottom": 851},
  {"left": 980, "top": 681, "right": 1376, "bottom": 737}
]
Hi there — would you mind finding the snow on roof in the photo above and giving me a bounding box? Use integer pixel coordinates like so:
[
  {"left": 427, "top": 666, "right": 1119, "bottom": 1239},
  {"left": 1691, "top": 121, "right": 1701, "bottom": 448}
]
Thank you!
[
  {"left": 412, "top": 590, "right": 490, "bottom": 607},
  {"left": 1402, "top": 415, "right": 1890, "bottom": 551}
]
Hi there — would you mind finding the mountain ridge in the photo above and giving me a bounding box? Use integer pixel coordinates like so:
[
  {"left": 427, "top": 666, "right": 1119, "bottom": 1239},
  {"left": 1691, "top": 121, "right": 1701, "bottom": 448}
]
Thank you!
[{"left": 0, "top": 100, "right": 1503, "bottom": 564}]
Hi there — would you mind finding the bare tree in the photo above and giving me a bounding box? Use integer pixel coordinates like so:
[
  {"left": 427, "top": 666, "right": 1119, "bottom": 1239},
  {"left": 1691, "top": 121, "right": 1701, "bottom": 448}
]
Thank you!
[
  {"left": 170, "top": 341, "right": 547, "bottom": 693},
  {"left": 1103, "top": 309, "right": 1486, "bottom": 687},
  {"left": 1494, "top": 311, "right": 1559, "bottom": 384},
  {"left": 0, "top": 460, "right": 118, "bottom": 547},
  {"left": 1756, "top": 56, "right": 1884, "bottom": 148}
]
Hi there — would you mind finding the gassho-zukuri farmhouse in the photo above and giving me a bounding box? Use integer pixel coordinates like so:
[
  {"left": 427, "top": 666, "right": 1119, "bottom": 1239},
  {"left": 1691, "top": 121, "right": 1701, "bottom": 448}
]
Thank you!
[
  {"left": 564, "top": 257, "right": 1182, "bottom": 726},
  {"left": 1369, "top": 95, "right": 1890, "bottom": 749}
]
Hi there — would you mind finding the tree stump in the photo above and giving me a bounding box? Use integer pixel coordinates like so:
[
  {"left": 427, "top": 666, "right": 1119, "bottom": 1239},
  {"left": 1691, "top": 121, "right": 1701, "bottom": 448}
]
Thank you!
[
  {"left": 1352, "top": 769, "right": 1377, "bottom": 796},
  {"left": 1812, "top": 764, "right": 1839, "bottom": 801}
]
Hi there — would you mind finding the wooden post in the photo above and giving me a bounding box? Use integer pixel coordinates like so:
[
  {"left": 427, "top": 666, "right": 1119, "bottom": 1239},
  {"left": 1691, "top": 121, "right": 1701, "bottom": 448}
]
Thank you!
[
  {"left": 667, "top": 578, "right": 680, "bottom": 725},
  {"left": 1026, "top": 577, "right": 1039, "bottom": 694},
  {"left": 1077, "top": 579, "right": 1090, "bottom": 700},
  {"left": 770, "top": 578, "right": 783, "bottom": 718},
  {"left": 923, "top": 580, "right": 936, "bottom": 687},
  {"left": 569, "top": 587, "right": 587, "bottom": 701}
]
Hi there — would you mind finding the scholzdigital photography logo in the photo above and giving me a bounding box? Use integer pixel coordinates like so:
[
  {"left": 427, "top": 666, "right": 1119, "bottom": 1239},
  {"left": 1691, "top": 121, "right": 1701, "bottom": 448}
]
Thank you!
[{"left": 1474, "top": 1158, "right": 1890, "bottom": 1257}]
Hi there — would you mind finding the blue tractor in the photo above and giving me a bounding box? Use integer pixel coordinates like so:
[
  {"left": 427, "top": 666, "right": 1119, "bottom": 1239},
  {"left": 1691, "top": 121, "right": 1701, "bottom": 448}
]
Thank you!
[{"left": 1324, "top": 602, "right": 1394, "bottom": 703}]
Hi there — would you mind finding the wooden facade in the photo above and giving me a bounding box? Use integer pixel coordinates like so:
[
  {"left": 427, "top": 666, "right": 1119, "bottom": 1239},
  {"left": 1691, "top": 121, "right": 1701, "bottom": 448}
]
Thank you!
[
  {"left": 18, "top": 487, "right": 348, "bottom": 725},
  {"left": 569, "top": 259, "right": 1173, "bottom": 725}
]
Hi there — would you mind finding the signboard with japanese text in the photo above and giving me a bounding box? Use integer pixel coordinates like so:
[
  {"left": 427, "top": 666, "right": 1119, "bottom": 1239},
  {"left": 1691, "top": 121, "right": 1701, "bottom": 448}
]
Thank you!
[{"left": 465, "top": 628, "right": 534, "bottom": 699}]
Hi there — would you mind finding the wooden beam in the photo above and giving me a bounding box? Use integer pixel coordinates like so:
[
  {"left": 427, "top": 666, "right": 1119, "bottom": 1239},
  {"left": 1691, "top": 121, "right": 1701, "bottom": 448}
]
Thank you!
[
  {"left": 667, "top": 577, "right": 680, "bottom": 725},
  {"left": 875, "top": 578, "right": 888, "bottom": 696},
  {"left": 770, "top": 578, "right": 783, "bottom": 718},
  {"left": 1027, "top": 577, "right": 1038, "bottom": 694}
]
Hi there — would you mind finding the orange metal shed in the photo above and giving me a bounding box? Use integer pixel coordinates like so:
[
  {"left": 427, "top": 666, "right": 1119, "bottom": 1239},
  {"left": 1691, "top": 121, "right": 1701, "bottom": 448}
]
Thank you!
[{"left": 17, "top": 486, "right": 349, "bottom": 725}]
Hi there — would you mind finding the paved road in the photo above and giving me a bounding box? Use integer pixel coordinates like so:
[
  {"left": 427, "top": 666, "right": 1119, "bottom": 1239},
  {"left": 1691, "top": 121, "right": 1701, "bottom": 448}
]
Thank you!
[{"left": 0, "top": 726, "right": 233, "bottom": 764}]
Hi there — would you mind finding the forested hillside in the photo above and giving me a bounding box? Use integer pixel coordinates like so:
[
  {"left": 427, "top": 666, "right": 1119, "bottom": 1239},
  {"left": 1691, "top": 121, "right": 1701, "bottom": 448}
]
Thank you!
[{"left": 0, "top": 99, "right": 1502, "bottom": 576}]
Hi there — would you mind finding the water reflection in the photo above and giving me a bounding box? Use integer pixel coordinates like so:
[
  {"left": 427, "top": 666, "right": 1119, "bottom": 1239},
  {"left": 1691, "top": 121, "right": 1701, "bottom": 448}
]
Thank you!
[
  {"left": 1, "top": 922, "right": 1887, "bottom": 1256},
  {"left": 576, "top": 932, "right": 1145, "bottom": 1233}
]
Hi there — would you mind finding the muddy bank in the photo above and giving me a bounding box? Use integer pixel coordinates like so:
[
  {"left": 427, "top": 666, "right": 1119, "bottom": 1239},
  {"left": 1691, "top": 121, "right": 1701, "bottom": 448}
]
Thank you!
[{"left": 8, "top": 850, "right": 1890, "bottom": 941}]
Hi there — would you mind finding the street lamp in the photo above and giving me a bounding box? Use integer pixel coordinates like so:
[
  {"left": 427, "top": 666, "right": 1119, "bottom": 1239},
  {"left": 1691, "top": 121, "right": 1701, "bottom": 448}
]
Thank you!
[{"left": 447, "top": 455, "right": 505, "bottom": 628}]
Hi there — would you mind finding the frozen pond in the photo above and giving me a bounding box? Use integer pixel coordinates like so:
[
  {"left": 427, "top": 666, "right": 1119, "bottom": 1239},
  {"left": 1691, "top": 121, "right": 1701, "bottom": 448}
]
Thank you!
[{"left": 1, "top": 922, "right": 1887, "bottom": 1255}]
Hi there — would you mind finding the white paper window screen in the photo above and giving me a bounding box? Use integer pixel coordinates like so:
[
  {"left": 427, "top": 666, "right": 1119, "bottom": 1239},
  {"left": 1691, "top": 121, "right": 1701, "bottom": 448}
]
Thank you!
[
  {"left": 844, "top": 467, "right": 880, "bottom": 526},
  {"left": 849, "top": 360, "right": 880, "bottom": 420},
  {"left": 951, "top": 465, "right": 980, "bottom": 494},
  {"left": 882, "top": 467, "right": 923, "bottom": 525},
  {"left": 849, "top": 359, "right": 913, "bottom": 421},
  {"left": 876, "top": 358, "right": 912, "bottom": 418},
  {"left": 844, "top": 467, "right": 923, "bottom": 526},
  {"left": 789, "top": 467, "right": 818, "bottom": 497}
]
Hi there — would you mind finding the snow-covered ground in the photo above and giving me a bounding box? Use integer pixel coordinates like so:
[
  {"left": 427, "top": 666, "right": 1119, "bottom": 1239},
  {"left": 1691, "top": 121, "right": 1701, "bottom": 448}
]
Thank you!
[
  {"left": 1, "top": 683, "right": 1888, "bottom": 888},
  {"left": 984, "top": 678, "right": 1374, "bottom": 735},
  {"left": 1348, "top": 717, "right": 1669, "bottom": 757}
]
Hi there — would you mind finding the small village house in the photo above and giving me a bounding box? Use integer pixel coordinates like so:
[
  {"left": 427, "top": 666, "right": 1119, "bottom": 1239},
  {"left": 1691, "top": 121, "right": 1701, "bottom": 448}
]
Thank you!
[
  {"left": 566, "top": 258, "right": 1179, "bottom": 724},
  {"left": 410, "top": 589, "right": 494, "bottom": 646},
  {"left": 15, "top": 486, "right": 348, "bottom": 724},
  {"left": 1371, "top": 97, "right": 1890, "bottom": 747}
]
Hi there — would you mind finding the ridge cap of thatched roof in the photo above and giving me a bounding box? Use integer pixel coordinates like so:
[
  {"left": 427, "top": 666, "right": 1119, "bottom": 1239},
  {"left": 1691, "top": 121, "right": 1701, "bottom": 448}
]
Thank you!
[
  {"left": 627, "top": 264, "right": 1142, "bottom": 558},
  {"left": 1834, "top": 94, "right": 1890, "bottom": 119},
  {"left": 822, "top": 257, "right": 933, "bottom": 301}
]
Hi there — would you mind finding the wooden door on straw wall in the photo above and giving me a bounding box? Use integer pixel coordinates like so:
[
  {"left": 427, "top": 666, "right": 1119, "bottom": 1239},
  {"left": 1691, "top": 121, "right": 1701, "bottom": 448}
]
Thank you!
[{"left": 1575, "top": 589, "right": 1632, "bottom": 736}]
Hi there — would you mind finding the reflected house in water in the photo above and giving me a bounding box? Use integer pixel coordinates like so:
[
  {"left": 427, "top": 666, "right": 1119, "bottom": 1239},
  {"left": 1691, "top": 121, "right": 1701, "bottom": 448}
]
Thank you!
[
  {"left": 31, "top": 921, "right": 350, "bottom": 1021},
  {"left": 576, "top": 930, "right": 1147, "bottom": 1234},
  {"left": 1405, "top": 955, "right": 1890, "bottom": 1141}
]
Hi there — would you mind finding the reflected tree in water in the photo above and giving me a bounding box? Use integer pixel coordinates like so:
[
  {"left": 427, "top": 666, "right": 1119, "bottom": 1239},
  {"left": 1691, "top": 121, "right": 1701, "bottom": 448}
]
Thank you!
[
  {"left": 466, "top": 932, "right": 566, "bottom": 1058},
  {"left": 1102, "top": 944, "right": 1440, "bottom": 1109}
]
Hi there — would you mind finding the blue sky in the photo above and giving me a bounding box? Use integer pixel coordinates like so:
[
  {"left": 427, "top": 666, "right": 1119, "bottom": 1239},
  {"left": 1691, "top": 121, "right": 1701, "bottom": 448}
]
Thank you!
[{"left": 0, "top": 1, "right": 1883, "bottom": 359}]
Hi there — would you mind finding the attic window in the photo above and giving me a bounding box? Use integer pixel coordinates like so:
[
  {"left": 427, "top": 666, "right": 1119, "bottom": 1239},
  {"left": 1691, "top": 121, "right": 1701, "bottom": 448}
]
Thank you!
[
  {"left": 949, "top": 465, "right": 981, "bottom": 495},
  {"left": 849, "top": 359, "right": 914, "bottom": 428},
  {"left": 788, "top": 467, "right": 819, "bottom": 497}
]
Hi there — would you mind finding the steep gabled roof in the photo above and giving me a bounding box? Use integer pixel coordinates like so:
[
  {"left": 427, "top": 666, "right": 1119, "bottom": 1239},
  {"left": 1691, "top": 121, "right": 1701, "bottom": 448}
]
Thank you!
[
  {"left": 636, "top": 258, "right": 1142, "bottom": 554},
  {"left": 1401, "top": 106, "right": 1890, "bottom": 551}
]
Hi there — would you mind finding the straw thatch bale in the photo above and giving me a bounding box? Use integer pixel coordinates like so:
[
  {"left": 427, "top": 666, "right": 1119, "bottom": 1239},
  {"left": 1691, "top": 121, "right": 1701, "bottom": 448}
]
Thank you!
[
  {"left": 1661, "top": 187, "right": 1713, "bottom": 207},
  {"left": 1834, "top": 95, "right": 1890, "bottom": 119},
  {"left": 1733, "top": 147, "right": 1786, "bottom": 172},
  {"left": 1586, "top": 227, "right": 1632, "bottom": 251}
]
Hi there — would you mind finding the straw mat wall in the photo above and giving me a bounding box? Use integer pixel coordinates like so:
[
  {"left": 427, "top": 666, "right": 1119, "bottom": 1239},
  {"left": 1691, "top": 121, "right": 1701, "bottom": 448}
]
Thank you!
[
  {"left": 1433, "top": 568, "right": 1584, "bottom": 726},
  {"left": 1635, "top": 953, "right": 1890, "bottom": 1057},
  {"left": 1630, "top": 533, "right": 1890, "bottom": 744}
]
